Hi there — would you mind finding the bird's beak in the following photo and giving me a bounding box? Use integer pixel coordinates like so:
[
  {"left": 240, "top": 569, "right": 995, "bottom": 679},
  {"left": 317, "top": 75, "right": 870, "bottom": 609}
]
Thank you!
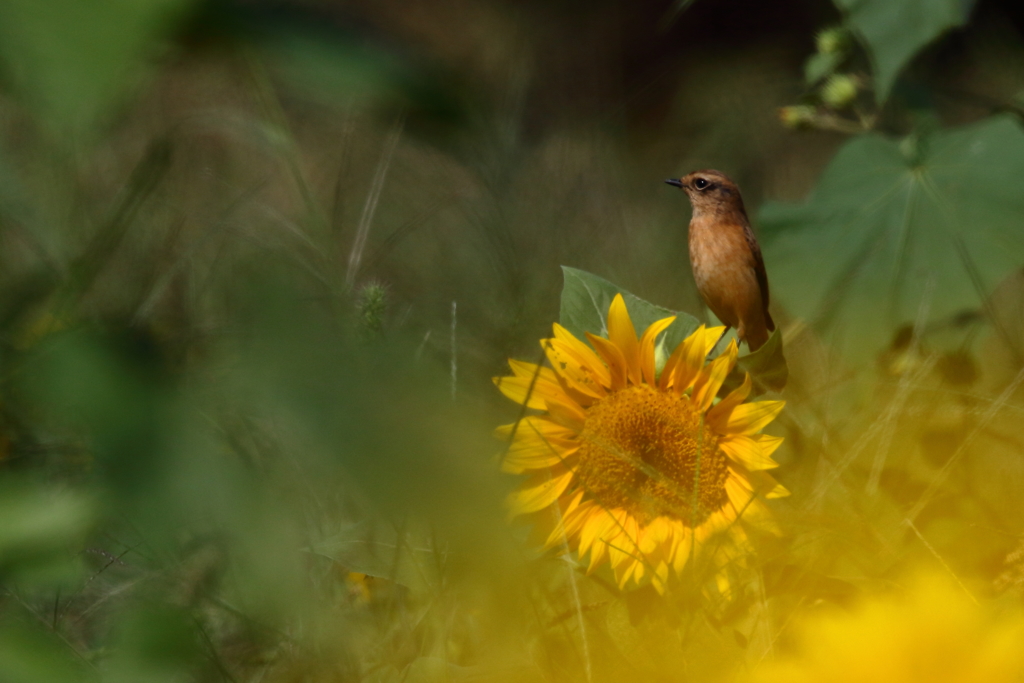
[{"left": 664, "top": 178, "right": 684, "bottom": 188}]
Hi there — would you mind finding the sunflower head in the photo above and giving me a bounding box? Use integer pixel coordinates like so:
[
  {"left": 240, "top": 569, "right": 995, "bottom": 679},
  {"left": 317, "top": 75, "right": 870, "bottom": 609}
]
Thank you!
[{"left": 494, "top": 294, "right": 787, "bottom": 594}]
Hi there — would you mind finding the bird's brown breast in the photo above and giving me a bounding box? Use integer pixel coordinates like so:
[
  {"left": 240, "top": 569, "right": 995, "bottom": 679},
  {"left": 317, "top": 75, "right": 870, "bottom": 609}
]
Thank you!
[{"left": 688, "top": 216, "right": 763, "bottom": 329}]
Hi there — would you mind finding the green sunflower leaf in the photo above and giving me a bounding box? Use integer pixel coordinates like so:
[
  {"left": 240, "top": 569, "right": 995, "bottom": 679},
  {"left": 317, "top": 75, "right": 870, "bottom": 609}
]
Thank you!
[
  {"left": 832, "top": 0, "right": 974, "bottom": 103},
  {"left": 759, "top": 115, "right": 1024, "bottom": 365},
  {"left": 559, "top": 267, "right": 787, "bottom": 394}
]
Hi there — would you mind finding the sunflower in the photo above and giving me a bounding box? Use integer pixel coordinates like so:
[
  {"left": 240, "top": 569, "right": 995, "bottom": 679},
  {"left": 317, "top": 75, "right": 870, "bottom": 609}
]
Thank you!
[{"left": 494, "top": 294, "right": 787, "bottom": 593}]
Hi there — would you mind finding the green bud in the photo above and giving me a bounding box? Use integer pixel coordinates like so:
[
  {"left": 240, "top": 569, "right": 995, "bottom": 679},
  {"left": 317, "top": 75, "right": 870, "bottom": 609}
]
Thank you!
[
  {"left": 816, "top": 27, "right": 848, "bottom": 55},
  {"left": 821, "top": 74, "right": 858, "bottom": 109},
  {"left": 778, "top": 105, "right": 817, "bottom": 129}
]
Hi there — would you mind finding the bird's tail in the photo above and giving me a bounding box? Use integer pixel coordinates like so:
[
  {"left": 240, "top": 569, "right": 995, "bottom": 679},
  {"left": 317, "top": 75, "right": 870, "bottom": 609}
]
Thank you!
[{"left": 746, "top": 325, "right": 769, "bottom": 352}]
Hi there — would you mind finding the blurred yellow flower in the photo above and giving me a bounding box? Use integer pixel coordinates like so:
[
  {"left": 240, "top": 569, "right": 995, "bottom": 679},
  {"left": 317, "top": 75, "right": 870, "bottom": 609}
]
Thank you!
[
  {"left": 746, "top": 573, "right": 1024, "bottom": 682},
  {"left": 494, "top": 294, "right": 787, "bottom": 593}
]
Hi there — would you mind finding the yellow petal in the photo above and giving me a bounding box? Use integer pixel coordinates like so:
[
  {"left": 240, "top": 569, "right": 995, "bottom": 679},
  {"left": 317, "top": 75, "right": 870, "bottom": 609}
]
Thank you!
[
  {"left": 731, "top": 466, "right": 790, "bottom": 500},
  {"left": 502, "top": 439, "right": 578, "bottom": 473},
  {"left": 692, "top": 339, "right": 738, "bottom": 411},
  {"left": 563, "top": 488, "right": 585, "bottom": 516},
  {"left": 660, "top": 324, "right": 704, "bottom": 391},
  {"left": 506, "top": 467, "right": 574, "bottom": 517},
  {"left": 760, "top": 476, "right": 790, "bottom": 499},
  {"left": 672, "top": 528, "right": 693, "bottom": 574},
  {"left": 718, "top": 435, "right": 779, "bottom": 471},
  {"left": 508, "top": 358, "right": 558, "bottom": 382},
  {"left": 607, "top": 513, "right": 640, "bottom": 571},
  {"left": 651, "top": 561, "right": 670, "bottom": 594},
  {"left": 544, "top": 494, "right": 589, "bottom": 548},
  {"left": 638, "top": 517, "right": 671, "bottom": 555},
  {"left": 494, "top": 416, "right": 575, "bottom": 442},
  {"left": 492, "top": 372, "right": 567, "bottom": 410},
  {"left": 542, "top": 337, "right": 606, "bottom": 401},
  {"left": 706, "top": 372, "right": 752, "bottom": 431},
  {"left": 725, "top": 475, "right": 755, "bottom": 511},
  {"left": 718, "top": 400, "right": 785, "bottom": 435},
  {"left": 628, "top": 560, "right": 644, "bottom": 586},
  {"left": 587, "top": 333, "right": 628, "bottom": 391},
  {"left": 587, "top": 542, "right": 607, "bottom": 573},
  {"left": 544, "top": 395, "right": 587, "bottom": 431},
  {"left": 703, "top": 326, "right": 728, "bottom": 355},
  {"left": 606, "top": 294, "right": 641, "bottom": 385},
  {"left": 552, "top": 324, "right": 611, "bottom": 388},
  {"left": 579, "top": 507, "right": 616, "bottom": 555},
  {"left": 674, "top": 326, "right": 724, "bottom": 395},
  {"left": 755, "top": 433, "right": 784, "bottom": 458},
  {"left": 639, "top": 316, "right": 676, "bottom": 386}
]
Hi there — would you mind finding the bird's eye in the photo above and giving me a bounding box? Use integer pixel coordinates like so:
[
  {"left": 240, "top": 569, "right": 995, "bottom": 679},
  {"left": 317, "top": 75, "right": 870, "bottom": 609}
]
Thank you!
[{"left": 694, "top": 178, "right": 709, "bottom": 190}]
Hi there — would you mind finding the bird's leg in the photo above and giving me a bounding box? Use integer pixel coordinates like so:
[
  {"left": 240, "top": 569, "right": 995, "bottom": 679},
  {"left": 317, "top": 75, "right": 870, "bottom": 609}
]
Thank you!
[{"left": 706, "top": 326, "right": 731, "bottom": 361}]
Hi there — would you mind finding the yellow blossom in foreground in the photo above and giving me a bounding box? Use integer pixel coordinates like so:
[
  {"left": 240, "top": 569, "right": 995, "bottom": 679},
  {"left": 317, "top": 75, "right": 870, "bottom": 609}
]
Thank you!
[
  {"left": 746, "top": 573, "right": 1024, "bottom": 682},
  {"left": 494, "top": 294, "right": 786, "bottom": 593}
]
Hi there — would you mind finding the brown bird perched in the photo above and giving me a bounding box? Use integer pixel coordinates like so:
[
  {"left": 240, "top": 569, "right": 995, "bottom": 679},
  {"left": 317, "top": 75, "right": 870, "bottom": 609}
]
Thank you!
[{"left": 665, "top": 170, "right": 775, "bottom": 352}]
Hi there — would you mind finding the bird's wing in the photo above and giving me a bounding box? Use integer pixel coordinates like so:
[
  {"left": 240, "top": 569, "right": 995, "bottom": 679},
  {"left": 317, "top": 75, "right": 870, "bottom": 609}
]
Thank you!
[{"left": 743, "top": 226, "right": 774, "bottom": 329}]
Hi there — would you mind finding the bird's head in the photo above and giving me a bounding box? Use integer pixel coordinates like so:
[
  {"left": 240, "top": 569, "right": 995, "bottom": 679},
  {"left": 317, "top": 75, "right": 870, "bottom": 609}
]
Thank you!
[{"left": 665, "top": 170, "right": 745, "bottom": 218}]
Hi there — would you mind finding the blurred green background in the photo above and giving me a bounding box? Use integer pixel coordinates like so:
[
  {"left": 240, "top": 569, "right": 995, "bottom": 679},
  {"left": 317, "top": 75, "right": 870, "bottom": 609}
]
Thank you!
[{"left": 1, "top": 0, "right": 1024, "bottom": 681}]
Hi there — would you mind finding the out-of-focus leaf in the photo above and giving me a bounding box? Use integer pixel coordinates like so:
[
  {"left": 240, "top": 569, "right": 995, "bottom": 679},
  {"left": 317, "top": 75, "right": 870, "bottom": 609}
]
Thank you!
[
  {"left": 104, "top": 604, "right": 200, "bottom": 683},
  {"left": 20, "top": 329, "right": 168, "bottom": 496},
  {"left": 0, "top": 0, "right": 196, "bottom": 131},
  {"left": 832, "top": 0, "right": 974, "bottom": 102},
  {"left": 560, "top": 267, "right": 787, "bottom": 393},
  {"left": 261, "top": 28, "right": 403, "bottom": 109},
  {"left": 805, "top": 51, "right": 841, "bottom": 85},
  {"left": 212, "top": 5, "right": 467, "bottom": 124},
  {"left": 0, "top": 483, "right": 93, "bottom": 585},
  {"left": 0, "top": 621, "right": 86, "bottom": 683},
  {"left": 760, "top": 116, "right": 1024, "bottom": 364}
]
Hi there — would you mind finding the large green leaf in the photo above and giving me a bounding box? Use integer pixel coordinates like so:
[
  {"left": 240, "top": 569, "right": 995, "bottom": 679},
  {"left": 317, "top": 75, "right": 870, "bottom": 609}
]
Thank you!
[
  {"left": 833, "top": 0, "right": 974, "bottom": 102},
  {"left": 560, "top": 267, "right": 787, "bottom": 393},
  {"left": 759, "top": 115, "right": 1024, "bottom": 364},
  {"left": 0, "top": 0, "right": 195, "bottom": 131}
]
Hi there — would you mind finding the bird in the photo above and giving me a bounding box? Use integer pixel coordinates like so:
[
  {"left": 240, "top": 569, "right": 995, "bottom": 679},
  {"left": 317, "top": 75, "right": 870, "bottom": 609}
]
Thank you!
[{"left": 665, "top": 170, "right": 775, "bottom": 352}]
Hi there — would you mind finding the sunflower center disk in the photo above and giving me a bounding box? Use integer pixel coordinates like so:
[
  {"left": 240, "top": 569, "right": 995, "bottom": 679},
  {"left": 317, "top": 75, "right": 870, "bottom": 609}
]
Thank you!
[{"left": 576, "top": 385, "right": 729, "bottom": 527}]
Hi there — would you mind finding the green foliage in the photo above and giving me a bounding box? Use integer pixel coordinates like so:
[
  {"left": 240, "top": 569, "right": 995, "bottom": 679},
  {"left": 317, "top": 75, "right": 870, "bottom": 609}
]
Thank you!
[
  {"left": 804, "top": 52, "right": 843, "bottom": 86},
  {"left": 832, "top": 0, "right": 974, "bottom": 102},
  {"left": 760, "top": 115, "right": 1024, "bottom": 364},
  {"left": 0, "top": 483, "right": 92, "bottom": 586},
  {"left": 0, "top": 621, "right": 85, "bottom": 683},
  {"left": 0, "top": 0, "right": 196, "bottom": 132},
  {"left": 103, "top": 604, "right": 200, "bottom": 683}
]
